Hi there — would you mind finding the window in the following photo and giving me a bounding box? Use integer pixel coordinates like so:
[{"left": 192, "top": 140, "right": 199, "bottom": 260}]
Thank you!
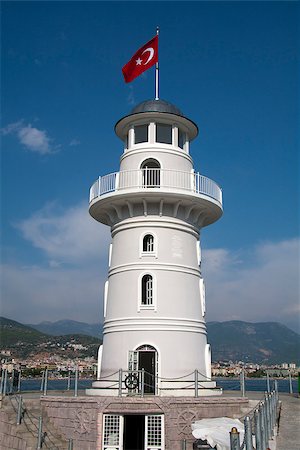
[
  {"left": 156, "top": 123, "right": 172, "bottom": 144},
  {"left": 108, "top": 243, "right": 113, "bottom": 267},
  {"left": 103, "top": 415, "right": 122, "bottom": 449},
  {"left": 142, "top": 275, "right": 153, "bottom": 305},
  {"left": 134, "top": 124, "right": 148, "bottom": 144},
  {"left": 146, "top": 415, "right": 164, "bottom": 449},
  {"left": 104, "top": 281, "right": 109, "bottom": 318},
  {"left": 143, "top": 234, "right": 154, "bottom": 252},
  {"left": 178, "top": 129, "right": 185, "bottom": 149},
  {"left": 200, "top": 278, "right": 206, "bottom": 317}
]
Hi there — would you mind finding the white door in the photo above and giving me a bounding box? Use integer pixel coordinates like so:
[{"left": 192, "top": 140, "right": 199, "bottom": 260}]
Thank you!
[
  {"left": 145, "top": 415, "right": 164, "bottom": 450},
  {"left": 103, "top": 414, "right": 124, "bottom": 450}
]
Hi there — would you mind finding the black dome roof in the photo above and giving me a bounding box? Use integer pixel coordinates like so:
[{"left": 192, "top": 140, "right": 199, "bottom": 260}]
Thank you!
[{"left": 131, "top": 99, "right": 183, "bottom": 116}]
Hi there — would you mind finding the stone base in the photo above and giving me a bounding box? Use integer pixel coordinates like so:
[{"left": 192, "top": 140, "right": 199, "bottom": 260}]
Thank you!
[{"left": 41, "top": 394, "right": 250, "bottom": 450}]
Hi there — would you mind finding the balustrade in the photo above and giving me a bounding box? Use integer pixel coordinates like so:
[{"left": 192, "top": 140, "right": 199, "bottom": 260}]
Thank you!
[{"left": 89, "top": 168, "right": 222, "bottom": 205}]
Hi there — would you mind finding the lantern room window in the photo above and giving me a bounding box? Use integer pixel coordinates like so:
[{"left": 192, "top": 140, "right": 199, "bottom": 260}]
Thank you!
[
  {"left": 134, "top": 124, "right": 148, "bottom": 144},
  {"left": 156, "top": 123, "right": 172, "bottom": 144},
  {"left": 178, "top": 129, "right": 185, "bottom": 149}
]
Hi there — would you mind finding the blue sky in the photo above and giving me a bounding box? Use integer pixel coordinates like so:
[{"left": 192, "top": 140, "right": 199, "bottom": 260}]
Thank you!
[{"left": 1, "top": 1, "right": 299, "bottom": 333}]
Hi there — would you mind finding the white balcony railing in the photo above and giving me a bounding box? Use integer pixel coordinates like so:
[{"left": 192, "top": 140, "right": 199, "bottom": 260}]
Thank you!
[{"left": 89, "top": 169, "right": 222, "bottom": 206}]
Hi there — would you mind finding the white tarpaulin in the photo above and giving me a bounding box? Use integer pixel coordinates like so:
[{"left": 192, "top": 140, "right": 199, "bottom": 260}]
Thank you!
[{"left": 191, "top": 417, "right": 244, "bottom": 450}]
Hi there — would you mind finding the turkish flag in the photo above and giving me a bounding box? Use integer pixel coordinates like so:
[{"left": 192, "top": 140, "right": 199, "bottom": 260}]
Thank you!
[{"left": 122, "top": 35, "right": 158, "bottom": 83}]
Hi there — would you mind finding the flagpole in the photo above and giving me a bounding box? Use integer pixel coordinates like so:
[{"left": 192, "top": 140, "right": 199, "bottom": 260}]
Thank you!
[{"left": 155, "top": 26, "right": 159, "bottom": 100}]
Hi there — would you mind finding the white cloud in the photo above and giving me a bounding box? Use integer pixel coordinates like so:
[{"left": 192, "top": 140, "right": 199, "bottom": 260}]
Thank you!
[
  {"left": 69, "top": 139, "right": 81, "bottom": 147},
  {"left": 1, "top": 121, "right": 23, "bottom": 136},
  {"left": 202, "top": 238, "right": 300, "bottom": 332},
  {"left": 1, "top": 263, "right": 105, "bottom": 324},
  {"left": 1, "top": 202, "right": 110, "bottom": 323},
  {"left": 16, "top": 202, "right": 110, "bottom": 264},
  {"left": 1, "top": 200, "right": 299, "bottom": 330},
  {"left": 1, "top": 121, "right": 57, "bottom": 154}
]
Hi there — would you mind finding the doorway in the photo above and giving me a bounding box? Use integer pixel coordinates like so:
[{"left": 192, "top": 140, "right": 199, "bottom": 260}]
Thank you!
[
  {"left": 137, "top": 345, "right": 157, "bottom": 394},
  {"left": 138, "top": 351, "right": 155, "bottom": 394},
  {"left": 123, "top": 415, "right": 144, "bottom": 450},
  {"left": 102, "top": 414, "right": 164, "bottom": 450},
  {"left": 141, "top": 159, "right": 160, "bottom": 187}
]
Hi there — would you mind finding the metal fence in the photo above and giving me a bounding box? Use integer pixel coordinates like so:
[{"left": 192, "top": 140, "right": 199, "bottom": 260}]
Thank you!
[
  {"left": 0, "top": 366, "right": 93, "bottom": 397},
  {"left": 230, "top": 389, "right": 279, "bottom": 450},
  {"left": 0, "top": 367, "right": 296, "bottom": 398},
  {"left": 89, "top": 169, "right": 223, "bottom": 206},
  {"left": 86, "top": 368, "right": 219, "bottom": 397},
  {"left": 5, "top": 393, "right": 74, "bottom": 449}
]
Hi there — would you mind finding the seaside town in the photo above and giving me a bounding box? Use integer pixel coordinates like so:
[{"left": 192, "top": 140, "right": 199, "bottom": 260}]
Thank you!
[{"left": 1, "top": 349, "right": 298, "bottom": 380}]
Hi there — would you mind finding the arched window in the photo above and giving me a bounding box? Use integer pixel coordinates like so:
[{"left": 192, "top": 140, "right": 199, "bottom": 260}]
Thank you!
[
  {"left": 141, "top": 159, "right": 160, "bottom": 187},
  {"left": 141, "top": 274, "right": 153, "bottom": 305},
  {"left": 143, "top": 234, "right": 154, "bottom": 252}
]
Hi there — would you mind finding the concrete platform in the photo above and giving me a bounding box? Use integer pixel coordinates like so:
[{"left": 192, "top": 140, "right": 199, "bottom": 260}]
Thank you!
[
  {"left": 3, "top": 391, "right": 298, "bottom": 449},
  {"left": 276, "top": 393, "right": 300, "bottom": 450}
]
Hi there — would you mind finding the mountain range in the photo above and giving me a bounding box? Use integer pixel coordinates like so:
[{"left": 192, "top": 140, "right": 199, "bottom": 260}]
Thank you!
[
  {"left": 28, "top": 319, "right": 103, "bottom": 339},
  {"left": 1, "top": 317, "right": 299, "bottom": 364},
  {"left": 0, "top": 317, "right": 101, "bottom": 359}
]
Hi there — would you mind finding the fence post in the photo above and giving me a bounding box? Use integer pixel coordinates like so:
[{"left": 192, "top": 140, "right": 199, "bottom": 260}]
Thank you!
[
  {"left": 17, "top": 395, "right": 23, "bottom": 425},
  {"left": 274, "top": 379, "right": 278, "bottom": 400},
  {"left": 0, "top": 369, "right": 4, "bottom": 394},
  {"left": 3, "top": 369, "right": 8, "bottom": 396},
  {"left": 67, "top": 370, "right": 71, "bottom": 391},
  {"left": 40, "top": 370, "right": 45, "bottom": 392},
  {"left": 10, "top": 369, "right": 14, "bottom": 394},
  {"left": 37, "top": 415, "right": 43, "bottom": 449},
  {"left": 194, "top": 369, "right": 199, "bottom": 398},
  {"left": 181, "top": 439, "right": 187, "bottom": 450},
  {"left": 263, "top": 398, "right": 269, "bottom": 444},
  {"left": 266, "top": 392, "right": 273, "bottom": 438},
  {"left": 118, "top": 369, "right": 122, "bottom": 397},
  {"left": 240, "top": 368, "right": 245, "bottom": 397},
  {"left": 141, "top": 369, "right": 145, "bottom": 398},
  {"left": 289, "top": 371, "right": 293, "bottom": 394},
  {"left": 270, "top": 391, "right": 275, "bottom": 431},
  {"left": 259, "top": 402, "right": 267, "bottom": 450},
  {"left": 230, "top": 427, "right": 240, "bottom": 450},
  {"left": 74, "top": 366, "right": 78, "bottom": 397},
  {"left": 266, "top": 371, "right": 270, "bottom": 393},
  {"left": 244, "top": 416, "right": 252, "bottom": 450},
  {"left": 254, "top": 408, "right": 262, "bottom": 450},
  {"left": 68, "top": 438, "right": 73, "bottom": 450},
  {"left": 17, "top": 370, "right": 21, "bottom": 392},
  {"left": 43, "top": 368, "right": 48, "bottom": 396}
]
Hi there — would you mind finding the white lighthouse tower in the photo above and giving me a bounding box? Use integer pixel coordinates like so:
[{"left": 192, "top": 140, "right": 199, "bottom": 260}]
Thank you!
[{"left": 88, "top": 98, "right": 223, "bottom": 397}]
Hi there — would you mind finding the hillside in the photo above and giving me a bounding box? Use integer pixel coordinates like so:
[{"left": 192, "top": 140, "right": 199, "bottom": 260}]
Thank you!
[
  {"left": 207, "top": 321, "right": 300, "bottom": 365},
  {"left": 28, "top": 319, "right": 102, "bottom": 338},
  {"left": 0, "top": 317, "right": 102, "bottom": 359},
  {"left": 0, "top": 317, "right": 48, "bottom": 346},
  {"left": 2, "top": 317, "right": 299, "bottom": 364}
]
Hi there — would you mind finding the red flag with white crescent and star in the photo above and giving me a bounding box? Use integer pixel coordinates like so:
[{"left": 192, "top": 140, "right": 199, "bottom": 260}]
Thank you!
[{"left": 122, "top": 35, "right": 158, "bottom": 83}]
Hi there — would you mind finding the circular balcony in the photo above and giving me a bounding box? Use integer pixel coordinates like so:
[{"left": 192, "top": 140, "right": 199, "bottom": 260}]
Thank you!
[{"left": 89, "top": 169, "right": 223, "bottom": 227}]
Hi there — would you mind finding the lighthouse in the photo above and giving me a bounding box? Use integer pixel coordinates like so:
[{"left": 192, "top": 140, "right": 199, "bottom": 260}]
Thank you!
[{"left": 87, "top": 98, "right": 223, "bottom": 398}]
